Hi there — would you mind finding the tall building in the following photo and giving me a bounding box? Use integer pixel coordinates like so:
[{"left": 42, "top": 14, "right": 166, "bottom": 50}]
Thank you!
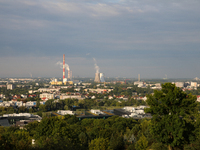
[{"left": 138, "top": 74, "right": 140, "bottom": 82}]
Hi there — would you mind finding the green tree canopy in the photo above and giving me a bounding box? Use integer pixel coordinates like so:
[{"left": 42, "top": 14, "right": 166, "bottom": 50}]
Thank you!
[{"left": 145, "top": 83, "right": 198, "bottom": 150}]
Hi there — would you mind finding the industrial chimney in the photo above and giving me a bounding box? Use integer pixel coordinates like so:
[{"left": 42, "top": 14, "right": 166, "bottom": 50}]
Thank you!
[{"left": 138, "top": 74, "right": 140, "bottom": 82}]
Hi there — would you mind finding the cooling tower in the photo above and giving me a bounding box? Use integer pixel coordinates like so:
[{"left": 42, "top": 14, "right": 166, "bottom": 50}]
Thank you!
[
  {"left": 94, "top": 73, "right": 100, "bottom": 83},
  {"left": 100, "top": 73, "right": 105, "bottom": 82},
  {"left": 63, "top": 54, "right": 65, "bottom": 83}
]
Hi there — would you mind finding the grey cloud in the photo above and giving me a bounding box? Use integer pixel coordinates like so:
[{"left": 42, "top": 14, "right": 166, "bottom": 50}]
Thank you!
[{"left": 0, "top": 0, "right": 200, "bottom": 78}]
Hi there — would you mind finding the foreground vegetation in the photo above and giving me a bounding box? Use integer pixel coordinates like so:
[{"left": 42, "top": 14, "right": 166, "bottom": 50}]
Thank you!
[
  {"left": 1, "top": 83, "right": 200, "bottom": 150},
  {"left": 0, "top": 114, "right": 200, "bottom": 150}
]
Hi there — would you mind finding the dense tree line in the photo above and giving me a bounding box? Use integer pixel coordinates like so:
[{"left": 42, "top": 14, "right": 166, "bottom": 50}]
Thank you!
[
  {"left": 0, "top": 106, "right": 38, "bottom": 116},
  {"left": 0, "top": 87, "right": 29, "bottom": 98},
  {"left": 36, "top": 98, "right": 147, "bottom": 114},
  {"left": 0, "top": 115, "right": 148, "bottom": 150},
  {"left": 184, "top": 87, "right": 200, "bottom": 95},
  {"left": 104, "top": 84, "right": 153, "bottom": 97},
  {"left": 1, "top": 114, "right": 200, "bottom": 150}
]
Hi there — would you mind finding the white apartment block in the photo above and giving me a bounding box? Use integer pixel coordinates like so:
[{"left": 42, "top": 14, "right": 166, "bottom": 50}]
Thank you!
[
  {"left": 59, "top": 95, "right": 84, "bottom": 100},
  {"left": 38, "top": 88, "right": 60, "bottom": 93},
  {"left": 40, "top": 93, "right": 55, "bottom": 100},
  {"left": 90, "top": 109, "right": 105, "bottom": 115},
  {"left": 57, "top": 110, "right": 74, "bottom": 115},
  {"left": 26, "top": 101, "right": 36, "bottom": 107}
]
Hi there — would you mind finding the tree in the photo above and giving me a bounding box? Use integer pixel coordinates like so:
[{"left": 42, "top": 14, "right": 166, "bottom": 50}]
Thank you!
[
  {"left": 110, "top": 133, "right": 124, "bottom": 150},
  {"left": 11, "top": 130, "right": 32, "bottom": 150},
  {"left": 135, "top": 134, "right": 148, "bottom": 150},
  {"left": 36, "top": 99, "right": 40, "bottom": 108},
  {"left": 18, "top": 106, "right": 27, "bottom": 113},
  {"left": 145, "top": 83, "right": 198, "bottom": 150},
  {"left": 89, "top": 137, "right": 110, "bottom": 150},
  {"left": 45, "top": 99, "right": 55, "bottom": 111},
  {"left": 29, "top": 108, "right": 34, "bottom": 113},
  {"left": 39, "top": 104, "right": 47, "bottom": 112}
]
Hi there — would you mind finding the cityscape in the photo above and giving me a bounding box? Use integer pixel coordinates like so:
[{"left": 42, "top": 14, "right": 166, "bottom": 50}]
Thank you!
[
  {"left": 1, "top": 0, "right": 200, "bottom": 150},
  {"left": 0, "top": 62, "right": 200, "bottom": 149}
]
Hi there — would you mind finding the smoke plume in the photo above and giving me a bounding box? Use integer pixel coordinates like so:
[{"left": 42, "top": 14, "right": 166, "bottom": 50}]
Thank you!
[
  {"left": 93, "top": 58, "right": 99, "bottom": 73},
  {"left": 56, "top": 61, "right": 70, "bottom": 71}
]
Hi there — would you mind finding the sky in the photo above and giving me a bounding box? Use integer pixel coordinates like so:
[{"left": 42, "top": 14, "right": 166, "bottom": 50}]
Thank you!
[{"left": 0, "top": 0, "right": 200, "bottom": 79}]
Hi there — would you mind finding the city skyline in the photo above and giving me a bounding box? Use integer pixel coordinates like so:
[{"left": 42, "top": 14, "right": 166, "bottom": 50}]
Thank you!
[{"left": 0, "top": 0, "right": 200, "bottom": 78}]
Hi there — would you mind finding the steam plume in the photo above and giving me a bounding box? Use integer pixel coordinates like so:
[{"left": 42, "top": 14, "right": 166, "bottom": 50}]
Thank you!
[
  {"left": 56, "top": 61, "right": 70, "bottom": 71},
  {"left": 93, "top": 58, "right": 99, "bottom": 73}
]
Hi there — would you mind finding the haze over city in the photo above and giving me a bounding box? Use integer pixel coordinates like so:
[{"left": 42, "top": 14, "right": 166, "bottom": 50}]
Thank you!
[{"left": 0, "top": 0, "right": 200, "bottom": 78}]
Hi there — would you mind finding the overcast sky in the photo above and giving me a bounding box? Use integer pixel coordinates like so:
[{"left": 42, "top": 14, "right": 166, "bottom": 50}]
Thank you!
[{"left": 0, "top": 0, "right": 200, "bottom": 78}]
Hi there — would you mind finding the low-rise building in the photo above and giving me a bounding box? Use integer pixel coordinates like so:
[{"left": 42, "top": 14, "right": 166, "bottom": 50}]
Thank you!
[
  {"left": 122, "top": 106, "right": 150, "bottom": 118},
  {"left": 38, "top": 88, "right": 60, "bottom": 93},
  {"left": 57, "top": 110, "right": 74, "bottom": 115},
  {"left": 40, "top": 93, "right": 55, "bottom": 100},
  {"left": 85, "top": 88, "right": 113, "bottom": 93},
  {"left": 0, "top": 85, "right": 6, "bottom": 88},
  {"left": 0, "top": 113, "right": 42, "bottom": 127},
  {"left": 26, "top": 101, "right": 36, "bottom": 107},
  {"left": 90, "top": 109, "right": 105, "bottom": 115},
  {"left": 15, "top": 101, "right": 24, "bottom": 107},
  {"left": 191, "top": 82, "right": 197, "bottom": 88},
  {"left": 60, "top": 95, "right": 84, "bottom": 100},
  {"left": 173, "top": 82, "right": 184, "bottom": 88}
]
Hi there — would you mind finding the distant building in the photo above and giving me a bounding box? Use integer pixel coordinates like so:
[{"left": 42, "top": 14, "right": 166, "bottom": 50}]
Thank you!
[
  {"left": 174, "top": 82, "right": 184, "bottom": 88},
  {"left": 82, "top": 83, "right": 92, "bottom": 86},
  {"left": 0, "top": 113, "right": 42, "bottom": 127},
  {"left": 59, "top": 95, "right": 84, "bottom": 100},
  {"left": 26, "top": 101, "right": 36, "bottom": 107},
  {"left": 121, "top": 106, "right": 150, "bottom": 119},
  {"left": 38, "top": 88, "right": 60, "bottom": 93},
  {"left": 0, "top": 85, "right": 6, "bottom": 88},
  {"left": 191, "top": 82, "right": 197, "bottom": 88},
  {"left": 90, "top": 109, "right": 105, "bottom": 115},
  {"left": 15, "top": 101, "right": 24, "bottom": 107},
  {"left": 85, "top": 88, "right": 113, "bottom": 93},
  {"left": 134, "top": 81, "right": 145, "bottom": 87},
  {"left": 40, "top": 93, "right": 55, "bottom": 100},
  {"left": 50, "top": 78, "right": 63, "bottom": 85},
  {"left": 7, "top": 84, "right": 15, "bottom": 90},
  {"left": 57, "top": 110, "right": 74, "bottom": 115}
]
